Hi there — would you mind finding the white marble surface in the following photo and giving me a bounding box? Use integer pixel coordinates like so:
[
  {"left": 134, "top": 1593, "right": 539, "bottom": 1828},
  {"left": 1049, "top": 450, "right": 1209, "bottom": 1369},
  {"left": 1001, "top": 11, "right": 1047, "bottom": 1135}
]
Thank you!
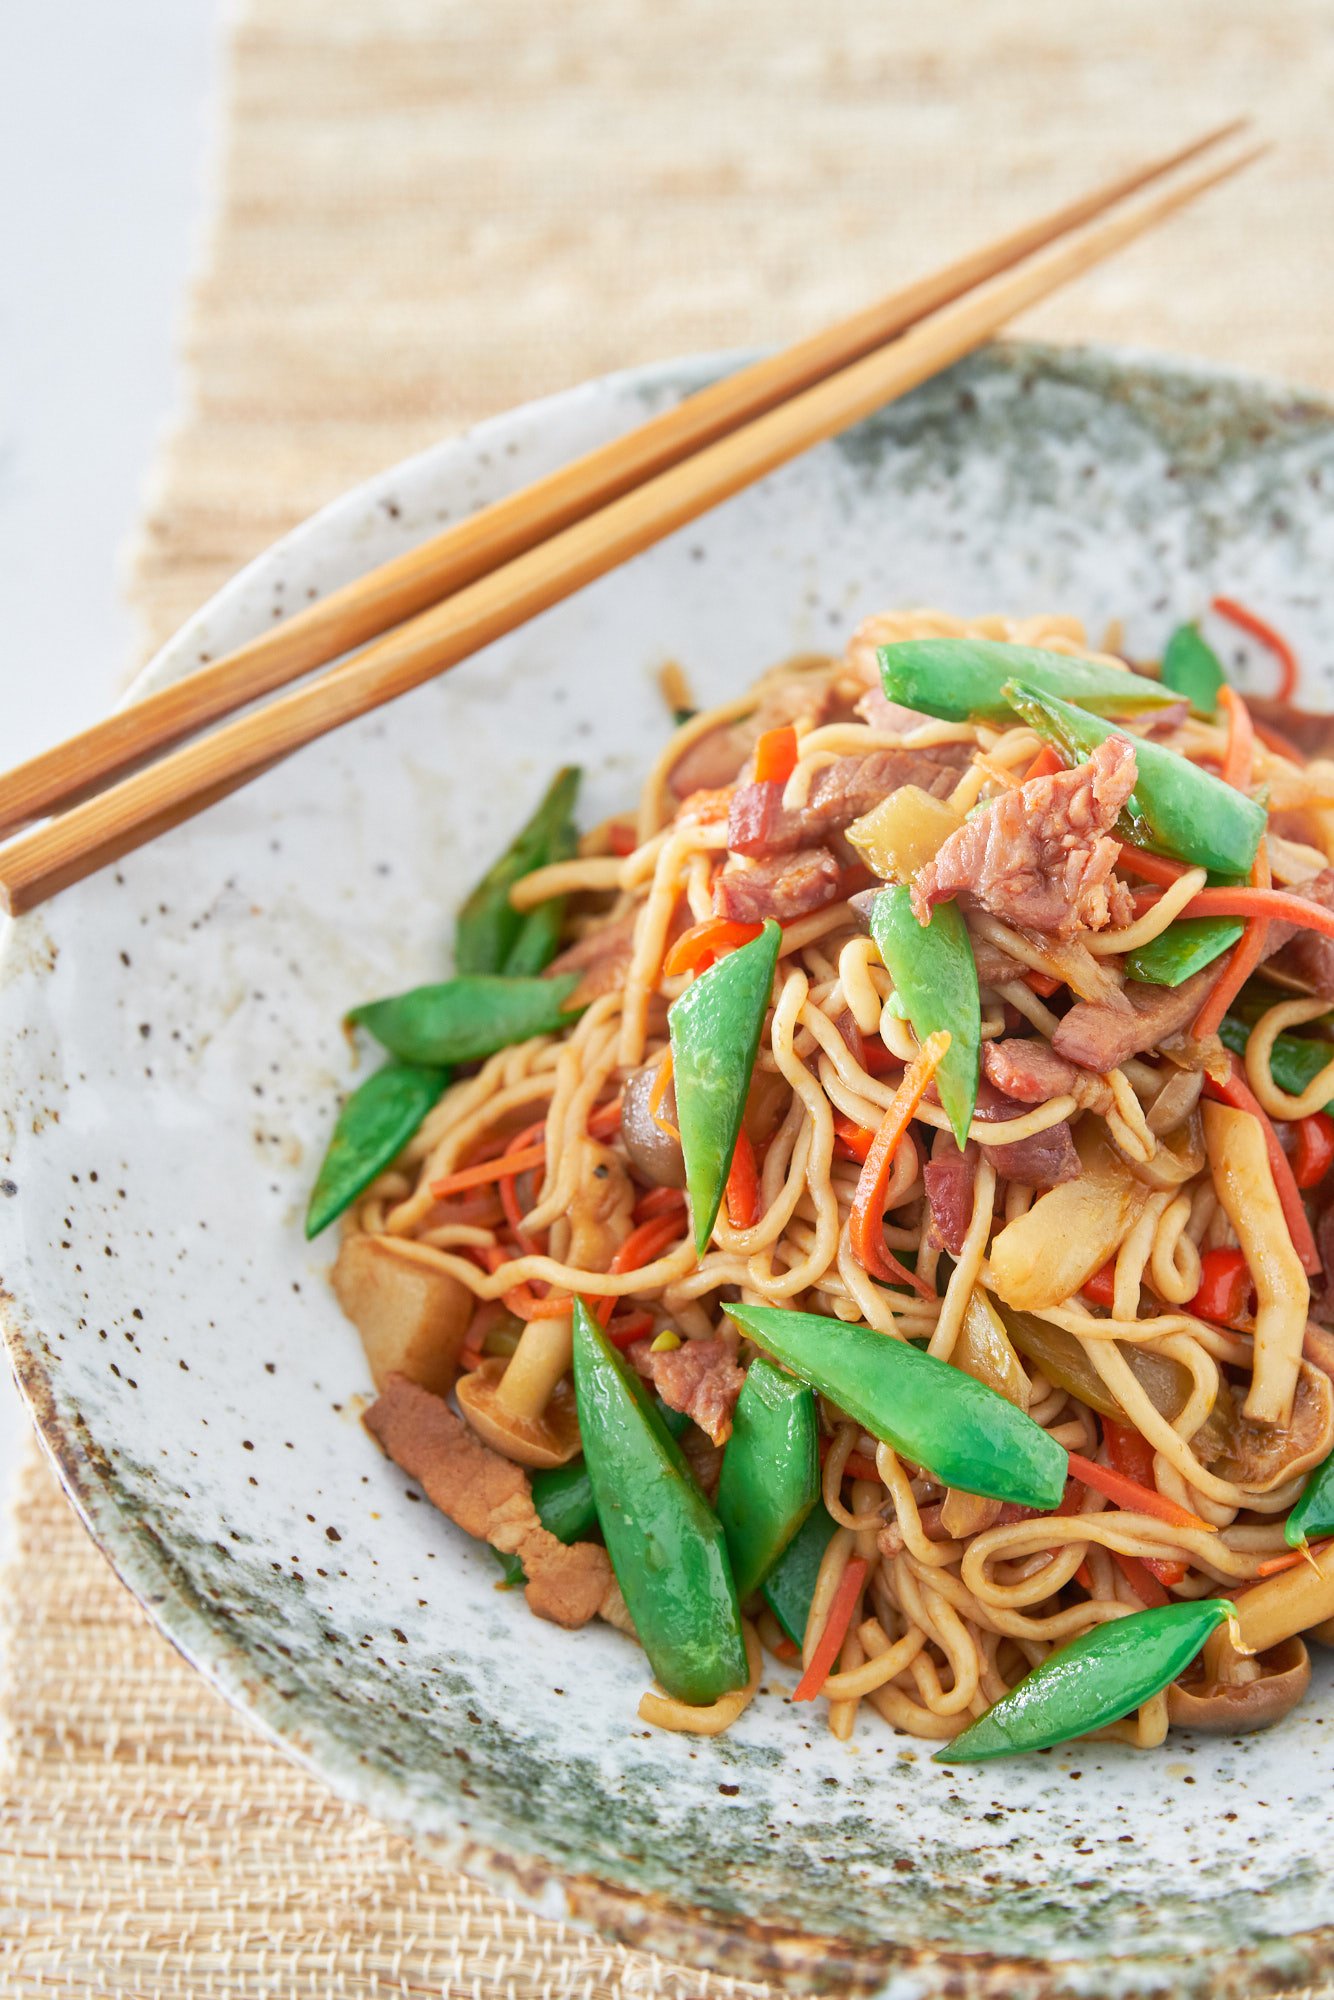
[{"left": 0, "top": 2, "right": 219, "bottom": 1554}]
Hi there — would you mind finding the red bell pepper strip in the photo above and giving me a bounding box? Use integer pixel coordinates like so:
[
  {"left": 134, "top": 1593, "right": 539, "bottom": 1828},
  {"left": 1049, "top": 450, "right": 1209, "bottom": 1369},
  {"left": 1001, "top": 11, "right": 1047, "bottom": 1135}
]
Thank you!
[
  {"left": 1188, "top": 1245, "right": 1253, "bottom": 1324},
  {"left": 1066, "top": 1451, "right": 1213, "bottom": 1532},
  {"left": 1082, "top": 1260, "right": 1117, "bottom": 1308},
  {"left": 665, "top": 916, "right": 764, "bottom": 979},
  {"left": 1102, "top": 1419, "right": 1188, "bottom": 1587},
  {"left": 725, "top": 1129, "right": 762, "bottom": 1227},
  {"left": 753, "top": 725, "right": 799, "bottom": 786},
  {"left": 1293, "top": 1111, "right": 1334, "bottom": 1190}
]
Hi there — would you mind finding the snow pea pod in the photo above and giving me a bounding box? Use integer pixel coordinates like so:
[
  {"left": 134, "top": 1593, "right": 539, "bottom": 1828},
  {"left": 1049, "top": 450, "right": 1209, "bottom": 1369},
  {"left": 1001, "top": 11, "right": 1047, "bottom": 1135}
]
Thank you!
[
  {"left": 762, "top": 1502, "right": 838, "bottom": 1646},
  {"left": 455, "top": 767, "right": 581, "bottom": 976},
  {"left": 716, "top": 1359, "right": 819, "bottom": 1601},
  {"left": 1161, "top": 622, "right": 1225, "bottom": 717},
  {"left": 937, "top": 1599, "right": 1234, "bottom": 1762},
  {"left": 530, "top": 1398, "right": 690, "bottom": 1546},
  {"left": 723, "top": 1303, "right": 1066, "bottom": 1509},
  {"left": 669, "top": 918, "right": 782, "bottom": 1253},
  {"left": 350, "top": 973, "right": 581, "bottom": 1066},
  {"left": 1285, "top": 1449, "right": 1334, "bottom": 1547},
  {"left": 1124, "top": 915, "right": 1244, "bottom": 988},
  {"left": 571, "top": 1301, "right": 749, "bottom": 1704},
  {"left": 877, "top": 638, "right": 1174, "bottom": 725},
  {"left": 870, "top": 885, "right": 979, "bottom": 1148},
  {"left": 1219, "top": 1015, "right": 1334, "bottom": 1111},
  {"left": 305, "top": 1061, "right": 449, "bottom": 1238},
  {"left": 1002, "top": 680, "right": 1267, "bottom": 879}
]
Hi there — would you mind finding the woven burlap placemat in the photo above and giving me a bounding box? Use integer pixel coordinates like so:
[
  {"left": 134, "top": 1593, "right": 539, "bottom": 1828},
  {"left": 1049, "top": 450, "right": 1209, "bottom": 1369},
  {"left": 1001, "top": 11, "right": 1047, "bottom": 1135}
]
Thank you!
[{"left": 6, "top": 2, "right": 1334, "bottom": 1992}]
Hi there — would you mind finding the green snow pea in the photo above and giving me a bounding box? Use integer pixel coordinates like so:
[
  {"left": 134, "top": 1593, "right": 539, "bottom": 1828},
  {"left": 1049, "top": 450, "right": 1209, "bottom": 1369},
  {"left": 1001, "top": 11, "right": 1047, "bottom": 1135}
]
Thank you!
[
  {"left": 716, "top": 1359, "right": 819, "bottom": 1602},
  {"left": 305, "top": 1060, "right": 449, "bottom": 1238},
  {"left": 350, "top": 973, "right": 581, "bottom": 1066},
  {"left": 1285, "top": 1449, "right": 1334, "bottom": 1548},
  {"left": 1002, "top": 679, "right": 1267, "bottom": 879},
  {"left": 1161, "top": 623, "right": 1225, "bottom": 717},
  {"left": 669, "top": 918, "right": 782, "bottom": 1253},
  {"left": 870, "top": 885, "right": 979, "bottom": 1148},
  {"left": 571, "top": 1302, "right": 749, "bottom": 1704},
  {"left": 1219, "top": 1015, "right": 1334, "bottom": 1111},
  {"left": 762, "top": 1503, "right": 838, "bottom": 1647},
  {"left": 492, "top": 1547, "right": 526, "bottom": 1588},
  {"left": 455, "top": 767, "right": 581, "bottom": 976},
  {"left": 1124, "top": 915, "right": 1244, "bottom": 988},
  {"left": 723, "top": 1304, "right": 1066, "bottom": 1509},
  {"left": 877, "top": 638, "right": 1175, "bottom": 725},
  {"left": 530, "top": 1399, "right": 690, "bottom": 1547},
  {"left": 937, "top": 1598, "right": 1234, "bottom": 1762}
]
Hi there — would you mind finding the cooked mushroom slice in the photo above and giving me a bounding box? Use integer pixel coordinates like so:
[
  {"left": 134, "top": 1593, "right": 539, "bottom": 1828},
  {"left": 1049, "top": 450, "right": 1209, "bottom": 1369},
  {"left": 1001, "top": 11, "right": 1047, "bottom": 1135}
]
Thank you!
[
  {"left": 1216, "top": 1362, "right": 1334, "bottom": 1494},
  {"left": 455, "top": 1315, "right": 581, "bottom": 1468},
  {"left": 332, "top": 1233, "right": 472, "bottom": 1396},
  {"left": 1167, "top": 1635, "right": 1311, "bottom": 1734},
  {"left": 620, "top": 1062, "right": 686, "bottom": 1189},
  {"left": 1203, "top": 1539, "right": 1334, "bottom": 1690}
]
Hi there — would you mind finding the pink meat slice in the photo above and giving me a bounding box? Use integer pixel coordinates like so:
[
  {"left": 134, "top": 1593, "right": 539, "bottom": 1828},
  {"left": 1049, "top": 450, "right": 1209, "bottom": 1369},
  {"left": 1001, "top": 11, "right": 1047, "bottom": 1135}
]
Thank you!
[
  {"left": 912, "top": 737, "right": 1139, "bottom": 937},
  {"left": 629, "top": 1336, "right": 746, "bottom": 1446},
  {"left": 713, "top": 846, "right": 841, "bottom": 924},
  {"left": 981, "top": 1037, "right": 1084, "bottom": 1103},
  {"left": 728, "top": 749, "right": 961, "bottom": 861}
]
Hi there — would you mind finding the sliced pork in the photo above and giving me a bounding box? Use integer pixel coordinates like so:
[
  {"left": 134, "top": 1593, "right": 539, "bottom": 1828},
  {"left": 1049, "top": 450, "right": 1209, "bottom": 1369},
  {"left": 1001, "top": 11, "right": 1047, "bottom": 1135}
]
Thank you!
[
  {"left": 714, "top": 845, "right": 841, "bottom": 924},
  {"left": 912, "top": 737, "right": 1138, "bottom": 937},
  {"left": 1264, "top": 868, "right": 1334, "bottom": 999},
  {"left": 981, "top": 1037, "right": 1084, "bottom": 1103},
  {"left": 629, "top": 1335, "right": 746, "bottom": 1446},
  {"left": 1053, "top": 964, "right": 1223, "bottom": 1071},
  {"left": 668, "top": 681, "right": 831, "bottom": 798},
  {"left": 924, "top": 1135, "right": 978, "bottom": 1255},
  {"left": 728, "top": 749, "right": 961, "bottom": 861}
]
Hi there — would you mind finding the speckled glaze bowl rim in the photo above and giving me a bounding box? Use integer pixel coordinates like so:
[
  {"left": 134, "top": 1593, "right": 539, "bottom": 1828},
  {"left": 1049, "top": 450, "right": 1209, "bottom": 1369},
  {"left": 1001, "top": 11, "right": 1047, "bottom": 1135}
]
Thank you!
[{"left": 7, "top": 336, "right": 1334, "bottom": 1999}]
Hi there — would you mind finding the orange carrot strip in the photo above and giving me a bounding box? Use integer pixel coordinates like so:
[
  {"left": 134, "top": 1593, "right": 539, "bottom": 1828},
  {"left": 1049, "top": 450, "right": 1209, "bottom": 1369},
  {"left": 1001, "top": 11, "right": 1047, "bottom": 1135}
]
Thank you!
[
  {"left": 1024, "top": 744, "right": 1065, "bottom": 781},
  {"left": 1111, "top": 1551, "right": 1170, "bottom": 1608},
  {"left": 664, "top": 917, "right": 762, "bottom": 979},
  {"left": 754, "top": 724, "right": 799, "bottom": 786},
  {"left": 1174, "top": 884, "right": 1334, "bottom": 945},
  {"left": 610, "top": 1213, "right": 686, "bottom": 1275},
  {"left": 848, "top": 1031, "right": 947, "bottom": 1299},
  {"left": 633, "top": 1186, "right": 689, "bottom": 1223},
  {"left": 1256, "top": 1540, "right": 1334, "bottom": 1578},
  {"left": 430, "top": 1143, "right": 546, "bottom": 1198},
  {"left": 587, "top": 1097, "right": 623, "bottom": 1138},
  {"left": 1116, "top": 843, "right": 1190, "bottom": 886},
  {"left": 1212, "top": 596, "right": 1300, "bottom": 703},
  {"left": 725, "top": 1129, "right": 762, "bottom": 1228},
  {"left": 1065, "top": 1451, "right": 1214, "bottom": 1532},
  {"left": 1218, "top": 683, "right": 1257, "bottom": 791},
  {"left": 793, "top": 1558, "right": 869, "bottom": 1702},
  {"left": 1192, "top": 836, "right": 1270, "bottom": 1040},
  {"left": 647, "top": 1048, "right": 679, "bottom": 1140}
]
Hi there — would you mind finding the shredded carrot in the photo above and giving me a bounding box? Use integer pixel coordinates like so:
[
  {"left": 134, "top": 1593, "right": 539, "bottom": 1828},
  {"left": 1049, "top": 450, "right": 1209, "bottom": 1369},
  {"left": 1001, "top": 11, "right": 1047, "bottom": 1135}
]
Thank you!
[
  {"left": 1116, "top": 844, "right": 1190, "bottom": 887},
  {"left": 430, "top": 1142, "right": 546, "bottom": 1199},
  {"left": 586, "top": 1097, "right": 623, "bottom": 1139},
  {"left": 1192, "top": 837, "right": 1271, "bottom": 1040},
  {"left": 1023, "top": 970, "right": 1063, "bottom": 999},
  {"left": 605, "top": 1310, "right": 656, "bottom": 1351},
  {"left": 849, "top": 1031, "right": 948, "bottom": 1298},
  {"left": 725, "top": 1129, "right": 762, "bottom": 1228},
  {"left": 754, "top": 724, "right": 799, "bottom": 786},
  {"left": 645, "top": 1049, "right": 680, "bottom": 1142},
  {"left": 832, "top": 1112, "right": 877, "bottom": 1164},
  {"left": 1065, "top": 1450, "right": 1214, "bottom": 1532},
  {"left": 632, "top": 1186, "right": 689, "bottom": 1224},
  {"left": 1218, "top": 683, "right": 1257, "bottom": 791},
  {"left": 819, "top": 1436, "right": 881, "bottom": 1485},
  {"left": 497, "top": 1120, "right": 547, "bottom": 1252},
  {"left": 1024, "top": 744, "right": 1066, "bottom": 781},
  {"left": 1252, "top": 715, "right": 1306, "bottom": 761},
  {"left": 1111, "top": 1551, "right": 1171, "bottom": 1608},
  {"left": 676, "top": 786, "right": 734, "bottom": 826},
  {"left": 1203, "top": 1058, "right": 1321, "bottom": 1275},
  {"left": 610, "top": 1212, "right": 686, "bottom": 1275},
  {"left": 1101, "top": 1420, "right": 1188, "bottom": 1586},
  {"left": 664, "top": 916, "right": 762, "bottom": 979},
  {"left": 1172, "top": 883, "right": 1334, "bottom": 948},
  {"left": 505, "top": 1285, "right": 575, "bottom": 1321},
  {"left": 773, "top": 1636, "right": 802, "bottom": 1665},
  {"left": 1256, "top": 1539, "right": 1334, "bottom": 1578},
  {"left": 793, "top": 1558, "right": 868, "bottom": 1702},
  {"left": 1212, "top": 595, "right": 1300, "bottom": 703}
]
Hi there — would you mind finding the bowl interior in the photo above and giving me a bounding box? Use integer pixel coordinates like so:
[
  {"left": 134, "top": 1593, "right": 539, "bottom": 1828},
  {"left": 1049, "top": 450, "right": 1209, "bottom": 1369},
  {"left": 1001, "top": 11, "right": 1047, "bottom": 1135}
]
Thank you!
[{"left": 6, "top": 342, "right": 1334, "bottom": 1996}]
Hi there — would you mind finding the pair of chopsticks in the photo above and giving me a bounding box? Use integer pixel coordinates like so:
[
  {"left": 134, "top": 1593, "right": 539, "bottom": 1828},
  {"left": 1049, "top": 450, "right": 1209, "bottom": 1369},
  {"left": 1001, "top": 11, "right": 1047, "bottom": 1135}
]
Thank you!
[{"left": 0, "top": 122, "right": 1260, "bottom": 917}]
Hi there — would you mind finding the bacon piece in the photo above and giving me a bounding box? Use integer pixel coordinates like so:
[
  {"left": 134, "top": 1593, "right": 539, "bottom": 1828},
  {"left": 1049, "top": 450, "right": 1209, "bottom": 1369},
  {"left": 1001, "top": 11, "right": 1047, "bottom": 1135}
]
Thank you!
[
  {"left": 364, "top": 1375, "right": 612, "bottom": 1628},
  {"left": 713, "top": 846, "right": 841, "bottom": 924},
  {"left": 981, "top": 1037, "right": 1084, "bottom": 1104},
  {"left": 912, "top": 738, "right": 1138, "bottom": 937},
  {"left": 924, "top": 1135, "right": 978, "bottom": 1255},
  {"left": 629, "top": 1335, "right": 746, "bottom": 1446},
  {"left": 1053, "top": 964, "right": 1223, "bottom": 1071},
  {"left": 728, "top": 750, "right": 961, "bottom": 861}
]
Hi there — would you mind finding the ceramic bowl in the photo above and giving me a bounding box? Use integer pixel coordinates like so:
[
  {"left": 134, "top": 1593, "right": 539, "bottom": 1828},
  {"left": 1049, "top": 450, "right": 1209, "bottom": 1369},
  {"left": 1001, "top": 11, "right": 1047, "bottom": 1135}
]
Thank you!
[{"left": 6, "top": 343, "right": 1334, "bottom": 2000}]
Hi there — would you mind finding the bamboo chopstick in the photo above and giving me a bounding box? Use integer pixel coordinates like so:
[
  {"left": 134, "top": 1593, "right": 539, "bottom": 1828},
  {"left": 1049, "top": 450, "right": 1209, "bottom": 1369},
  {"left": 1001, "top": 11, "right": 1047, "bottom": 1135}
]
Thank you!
[
  {"left": 0, "top": 136, "right": 1262, "bottom": 917},
  {"left": 0, "top": 121, "right": 1246, "bottom": 844}
]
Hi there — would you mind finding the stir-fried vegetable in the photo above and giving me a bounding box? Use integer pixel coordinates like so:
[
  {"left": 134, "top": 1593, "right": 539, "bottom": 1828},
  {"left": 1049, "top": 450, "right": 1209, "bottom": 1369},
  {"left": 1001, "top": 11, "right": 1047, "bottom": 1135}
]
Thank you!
[
  {"left": 794, "top": 1558, "right": 868, "bottom": 1701},
  {"left": 876, "top": 637, "right": 1176, "bottom": 724},
  {"left": 1220, "top": 1014, "right": 1334, "bottom": 1112},
  {"left": 848, "top": 1031, "right": 946, "bottom": 1293},
  {"left": 1160, "top": 622, "right": 1225, "bottom": 716},
  {"left": 1202, "top": 1099, "right": 1309, "bottom": 1426},
  {"left": 988, "top": 1127, "right": 1148, "bottom": 1313},
  {"left": 1125, "top": 915, "right": 1244, "bottom": 988},
  {"left": 571, "top": 1301, "right": 749, "bottom": 1704},
  {"left": 455, "top": 766, "right": 581, "bottom": 976},
  {"left": 669, "top": 918, "right": 782, "bottom": 1253},
  {"left": 1285, "top": 1448, "right": 1334, "bottom": 1550},
  {"left": 936, "top": 1600, "right": 1234, "bottom": 1762},
  {"left": 530, "top": 1396, "right": 690, "bottom": 1546},
  {"left": 953, "top": 1290, "right": 1031, "bottom": 1408},
  {"left": 350, "top": 972, "right": 581, "bottom": 1066},
  {"left": 869, "top": 887, "right": 979, "bottom": 1148},
  {"left": 723, "top": 1303, "right": 1066, "bottom": 1509},
  {"left": 716, "top": 1358, "right": 819, "bottom": 1601},
  {"left": 1001, "top": 681, "right": 1267, "bottom": 879},
  {"left": 1212, "top": 596, "right": 1300, "bottom": 704},
  {"left": 1204, "top": 1061, "right": 1320, "bottom": 1274},
  {"left": 305, "top": 1061, "right": 449, "bottom": 1238},
  {"left": 761, "top": 1503, "right": 838, "bottom": 1647},
  {"left": 846, "top": 784, "right": 963, "bottom": 881},
  {"left": 1294, "top": 1112, "right": 1334, "bottom": 1189}
]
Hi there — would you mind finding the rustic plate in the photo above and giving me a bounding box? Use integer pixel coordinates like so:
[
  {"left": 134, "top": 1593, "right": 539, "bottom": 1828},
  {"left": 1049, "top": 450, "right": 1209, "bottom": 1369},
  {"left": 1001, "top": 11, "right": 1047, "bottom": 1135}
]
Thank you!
[{"left": 5, "top": 343, "right": 1334, "bottom": 1999}]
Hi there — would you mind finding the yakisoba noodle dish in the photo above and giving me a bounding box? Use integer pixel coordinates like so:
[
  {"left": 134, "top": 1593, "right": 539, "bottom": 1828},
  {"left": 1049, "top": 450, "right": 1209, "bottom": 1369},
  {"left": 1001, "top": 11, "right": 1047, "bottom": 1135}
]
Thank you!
[{"left": 308, "top": 606, "right": 1334, "bottom": 1760}]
